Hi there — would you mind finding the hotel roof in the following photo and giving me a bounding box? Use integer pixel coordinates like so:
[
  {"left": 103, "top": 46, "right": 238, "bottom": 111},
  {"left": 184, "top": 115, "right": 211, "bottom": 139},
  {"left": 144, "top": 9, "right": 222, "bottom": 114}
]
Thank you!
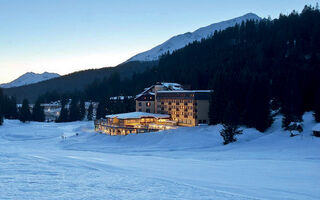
[{"left": 105, "top": 112, "right": 170, "bottom": 119}]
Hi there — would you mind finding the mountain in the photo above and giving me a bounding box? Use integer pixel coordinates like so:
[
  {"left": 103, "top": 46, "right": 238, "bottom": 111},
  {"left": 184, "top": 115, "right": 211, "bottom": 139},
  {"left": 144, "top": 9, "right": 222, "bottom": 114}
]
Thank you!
[
  {"left": 3, "top": 61, "right": 157, "bottom": 103},
  {"left": 127, "top": 13, "right": 261, "bottom": 62},
  {"left": 3, "top": 13, "right": 261, "bottom": 102},
  {"left": 1, "top": 72, "right": 60, "bottom": 88}
]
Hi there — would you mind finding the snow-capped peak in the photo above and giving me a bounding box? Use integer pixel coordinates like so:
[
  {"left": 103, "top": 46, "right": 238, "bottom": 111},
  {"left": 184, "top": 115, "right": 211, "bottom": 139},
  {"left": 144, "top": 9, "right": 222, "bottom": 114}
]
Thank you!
[
  {"left": 126, "top": 13, "right": 260, "bottom": 62},
  {"left": 0, "top": 72, "right": 60, "bottom": 88}
]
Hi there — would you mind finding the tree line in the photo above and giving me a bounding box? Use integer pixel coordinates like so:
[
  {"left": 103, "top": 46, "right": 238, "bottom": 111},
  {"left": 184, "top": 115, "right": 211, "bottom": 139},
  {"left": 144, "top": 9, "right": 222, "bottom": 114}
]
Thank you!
[
  {"left": 82, "top": 5, "right": 320, "bottom": 143},
  {"left": 85, "top": 5, "right": 320, "bottom": 123},
  {"left": 0, "top": 88, "right": 45, "bottom": 124},
  {"left": 55, "top": 98, "right": 93, "bottom": 123},
  {"left": 1, "top": 5, "right": 320, "bottom": 145}
]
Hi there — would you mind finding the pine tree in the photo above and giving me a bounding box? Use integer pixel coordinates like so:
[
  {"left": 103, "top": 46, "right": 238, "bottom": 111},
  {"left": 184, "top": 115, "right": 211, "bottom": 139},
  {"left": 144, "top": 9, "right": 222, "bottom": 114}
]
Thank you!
[
  {"left": 79, "top": 99, "right": 86, "bottom": 120},
  {"left": 244, "top": 79, "right": 273, "bottom": 132},
  {"left": 6, "top": 97, "right": 18, "bottom": 119},
  {"left": 0, "top": 111, "right": 3, "bottom": 125},
  {"left": 220, "top": 101, "right": 242, "bottom": 145},
  {"left": 209, "top": 74, "right": 228, "bottom": 125},
  {"left": 314, "top": 89, "right": 320, "bottom": 122},
  {"left": 69, "top": 98, "right": 81, "bottom": 121},
  {"left": 56, "top": 103, "right": 69, "bottom": 123},
  {"left": 87, "top": 103, "right": 94, "bottom": 121},
  {"left": 19, "top": 99, "right": 32, "bottom": 123},
  {"left": 96, "top": 99, "right": 106, "bottom": 119},
  {"left": 0, "top": 88, "right": 3, "bottom": 125},
  {"left": 32, "top": 99, "right": 45, "bottom": 122},
  {"left": 282, "top": 77, "right": 304, "bottom": 129}
]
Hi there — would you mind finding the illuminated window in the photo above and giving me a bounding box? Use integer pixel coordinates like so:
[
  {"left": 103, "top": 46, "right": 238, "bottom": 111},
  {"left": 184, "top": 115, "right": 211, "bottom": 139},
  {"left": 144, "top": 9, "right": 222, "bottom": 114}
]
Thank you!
[{"left": 146, "top": 102, "right": 151, "bottom": 107}]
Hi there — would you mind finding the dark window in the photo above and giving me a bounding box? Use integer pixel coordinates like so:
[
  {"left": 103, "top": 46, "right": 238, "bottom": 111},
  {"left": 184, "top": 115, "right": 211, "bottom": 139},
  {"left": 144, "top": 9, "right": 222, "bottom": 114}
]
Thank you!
[
  {"left": 139, "top": 109, "right": 142, "bottom": 112},
  {"left": 146, "top": 109, "right": 150, "bottom": 113},
  {"left": 199, "top": 120, "right": 202, "bottom": 123},
  {"left": 203, "top": 120, "right": 207, "bottom": 124},
  {"left": 138, "top": 102, "right": 142, "bottom": 106}
]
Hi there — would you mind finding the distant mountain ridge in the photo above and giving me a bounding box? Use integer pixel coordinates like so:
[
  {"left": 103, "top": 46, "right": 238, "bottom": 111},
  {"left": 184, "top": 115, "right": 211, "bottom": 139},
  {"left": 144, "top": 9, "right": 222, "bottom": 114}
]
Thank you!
[
  {"left": 1, "top": 72, "right": 60, "bottom": 88},
  {"left": 3, "top": 61, "right": 157, "bottom": 103},
  {"left": 127, "top": 13, "right": 261, "bottom": 62},
  {"left": 3, "top": 13, "right": 261, "bottom": 102}
]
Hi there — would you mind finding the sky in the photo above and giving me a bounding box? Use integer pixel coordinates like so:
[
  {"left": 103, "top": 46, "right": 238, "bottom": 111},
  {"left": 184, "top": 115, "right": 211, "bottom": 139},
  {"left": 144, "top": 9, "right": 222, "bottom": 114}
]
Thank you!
[{"left": 0, "top": 0, "right": 318, "bottom": 83}]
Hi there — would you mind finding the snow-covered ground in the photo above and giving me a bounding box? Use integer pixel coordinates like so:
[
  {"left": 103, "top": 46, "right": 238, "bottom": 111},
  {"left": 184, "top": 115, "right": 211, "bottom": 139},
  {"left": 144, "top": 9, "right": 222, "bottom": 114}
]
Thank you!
[{"left": 0, "top": 113, "right": 319, "bottom": 200}]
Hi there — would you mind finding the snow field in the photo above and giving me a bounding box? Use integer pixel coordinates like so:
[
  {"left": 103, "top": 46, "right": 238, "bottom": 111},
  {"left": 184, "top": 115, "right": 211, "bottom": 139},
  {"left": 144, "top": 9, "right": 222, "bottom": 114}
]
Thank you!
[{"left": 0, "top": 112, "right": 319, "bottom": 199}]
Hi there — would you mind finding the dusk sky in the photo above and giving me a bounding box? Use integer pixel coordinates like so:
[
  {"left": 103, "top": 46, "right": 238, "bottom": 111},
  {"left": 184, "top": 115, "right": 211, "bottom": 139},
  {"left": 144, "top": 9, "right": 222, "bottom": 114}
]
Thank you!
[{"left": 0, "top": 0, "right": 317, "bottom": 83}]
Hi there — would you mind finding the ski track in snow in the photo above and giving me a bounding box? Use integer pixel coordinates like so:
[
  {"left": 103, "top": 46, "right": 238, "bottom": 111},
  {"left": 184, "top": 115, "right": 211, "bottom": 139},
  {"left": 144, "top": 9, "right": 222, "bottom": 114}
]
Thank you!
[{"left": 0, "top": 113, "right": 319, "bottom": 199}]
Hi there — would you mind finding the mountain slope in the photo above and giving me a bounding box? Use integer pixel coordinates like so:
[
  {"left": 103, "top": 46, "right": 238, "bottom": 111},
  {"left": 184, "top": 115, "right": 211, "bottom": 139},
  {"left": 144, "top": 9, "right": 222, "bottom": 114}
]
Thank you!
[
  {"left": 127, "top": 13, "right": 260, "bottom": 62},
  {"left": 3, "top": 61, "right": 157, "bottom": 103},
  {"left": 0, "top": 72, "right": 60, "bottom": 88}
]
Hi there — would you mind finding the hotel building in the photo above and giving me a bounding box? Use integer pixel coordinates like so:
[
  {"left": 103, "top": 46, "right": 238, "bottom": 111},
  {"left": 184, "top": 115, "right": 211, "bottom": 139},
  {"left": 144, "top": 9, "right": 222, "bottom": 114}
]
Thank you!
[
  {"left": 156, "top": 90, "right": 211, "bottom": 126},
  {"left": 95, "top": 82, "right": 211, "bottom": 135}
]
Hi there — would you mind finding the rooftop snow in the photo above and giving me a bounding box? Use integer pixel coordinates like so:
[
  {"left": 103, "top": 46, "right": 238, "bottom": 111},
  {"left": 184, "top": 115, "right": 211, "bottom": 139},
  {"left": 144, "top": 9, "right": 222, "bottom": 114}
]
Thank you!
[
  {"left": 105, "top": 112, "right": 170, "bottom": 119},
  {"left": 135, "top": 82, "right": 183, "bottom": 99}
]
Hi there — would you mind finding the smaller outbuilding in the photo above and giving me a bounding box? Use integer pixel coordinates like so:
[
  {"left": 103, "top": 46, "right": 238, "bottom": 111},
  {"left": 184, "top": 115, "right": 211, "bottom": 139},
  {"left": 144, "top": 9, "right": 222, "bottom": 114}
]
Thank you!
[
  {"left": 312, "top": 124, "right": 320, "bottom": 137},
  {"left": 94, "top": 112, "right": 177, "bottom": 136}
]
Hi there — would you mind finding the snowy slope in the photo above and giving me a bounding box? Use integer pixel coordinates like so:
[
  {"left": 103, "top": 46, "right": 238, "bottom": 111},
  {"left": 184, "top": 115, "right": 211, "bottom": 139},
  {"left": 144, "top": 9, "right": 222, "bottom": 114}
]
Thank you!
[
  {"left": 0, "top": 112, "right": 319, "bottom": 199},
  {"left": 127, "top": 13, "right": 260, "bottom": 62},
  {"left": 0, "top": 72, "right": 60, "bottom": 88}
]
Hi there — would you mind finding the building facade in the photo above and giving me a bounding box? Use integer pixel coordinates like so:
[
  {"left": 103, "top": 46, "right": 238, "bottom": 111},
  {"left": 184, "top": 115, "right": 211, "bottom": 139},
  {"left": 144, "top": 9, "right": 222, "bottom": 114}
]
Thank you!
[
  {"left": 95, "top": 83, "right": 211, "bottom": 136},
  {"left": 94, "top": 112, "right": 177, "bottom": 135},
  {"left": 156, "top": 90, "right": 211, "bottom": 126},
  {"left": 135, "top": 82, "right": 183, "bottom": 113},
  {"left": 135, "top": 93, "right": 155, "bottom": 113}
]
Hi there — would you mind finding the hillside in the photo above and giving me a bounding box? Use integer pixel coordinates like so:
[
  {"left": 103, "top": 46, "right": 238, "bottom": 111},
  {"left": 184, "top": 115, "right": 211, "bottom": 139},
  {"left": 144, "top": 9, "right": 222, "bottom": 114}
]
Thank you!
[
  {"left": 0, "top": 112, "right": 318, "bottom": 199},
  {"left": 86, "top": 7, "right": 320, "bottom": 133},
  {"left": 127, "top": 13, "right": 260, "bottom": 62},
  {"left": 3, "top": 13, "right": 260, "bottom": 103},
  {"left": 3, "top": 61, "right": 156, "bottom": 102}
]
